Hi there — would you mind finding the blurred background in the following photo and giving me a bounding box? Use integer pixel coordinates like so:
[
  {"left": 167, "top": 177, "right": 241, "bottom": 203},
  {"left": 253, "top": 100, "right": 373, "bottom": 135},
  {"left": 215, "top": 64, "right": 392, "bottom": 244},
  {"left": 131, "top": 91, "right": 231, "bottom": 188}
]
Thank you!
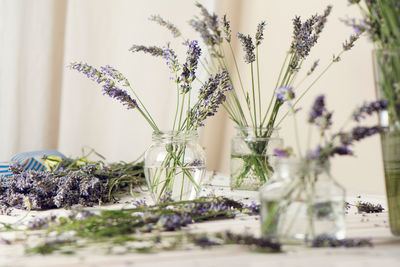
[{"left": 0, "top": 0, "right": 383, "bottom": 194}]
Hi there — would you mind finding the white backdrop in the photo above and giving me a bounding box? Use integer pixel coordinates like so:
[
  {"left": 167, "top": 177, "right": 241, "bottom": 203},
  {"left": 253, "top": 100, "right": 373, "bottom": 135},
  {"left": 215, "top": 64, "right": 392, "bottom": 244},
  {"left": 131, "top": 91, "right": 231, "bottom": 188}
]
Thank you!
[{"left": 0, "top": 0, "right": 385, "bottom": 194}]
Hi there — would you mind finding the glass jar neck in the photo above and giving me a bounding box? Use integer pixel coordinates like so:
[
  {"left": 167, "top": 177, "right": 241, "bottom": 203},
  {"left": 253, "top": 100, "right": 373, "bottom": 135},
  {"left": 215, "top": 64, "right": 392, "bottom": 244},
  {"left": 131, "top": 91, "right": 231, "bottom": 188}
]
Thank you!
[
  {"left": 272, "top": 158, "right": 331, "bottom": 180},
  {"left": 152, "top": 130, "right": 199, "bottom": 143},
  {"left": 301, "top": 160, "right": 330, "bottom": 175},
  {"left": 235, "top": 126, "right": 280, "bottom": 139}
]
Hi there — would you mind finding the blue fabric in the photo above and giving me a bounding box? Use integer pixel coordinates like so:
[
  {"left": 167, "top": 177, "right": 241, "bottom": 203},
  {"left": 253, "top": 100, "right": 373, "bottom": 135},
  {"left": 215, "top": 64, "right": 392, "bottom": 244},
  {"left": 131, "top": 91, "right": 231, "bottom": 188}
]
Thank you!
[
  {"left": 1, "top": 150, "right": 66, "bottom": 181},
  {"left": 0, "top": 162, "right": 13, "bottom": 180}
]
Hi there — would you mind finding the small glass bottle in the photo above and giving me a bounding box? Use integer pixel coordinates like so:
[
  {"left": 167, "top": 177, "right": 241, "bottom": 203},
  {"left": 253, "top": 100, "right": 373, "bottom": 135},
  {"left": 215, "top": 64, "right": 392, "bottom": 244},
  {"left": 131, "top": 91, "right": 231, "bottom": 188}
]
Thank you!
[
  {"left": 260, "top": 158, "right": 346, "bottom": 243},
  {"left": 144, "top": 131, "right": 206, "bottom": 202},
  {"left": 230, "top": 127, "right": 283, "bottom": 190}
]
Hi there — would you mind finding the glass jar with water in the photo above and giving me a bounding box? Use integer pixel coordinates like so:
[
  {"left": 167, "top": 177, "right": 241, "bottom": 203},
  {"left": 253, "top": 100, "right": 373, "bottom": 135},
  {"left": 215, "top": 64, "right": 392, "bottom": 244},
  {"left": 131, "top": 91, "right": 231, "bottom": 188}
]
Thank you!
[
  {"left": 144, "top": 131, "right": 206, "bottom": 202},
  {"left": 260, "top": 158, "right": 346, "bottom": 244}
]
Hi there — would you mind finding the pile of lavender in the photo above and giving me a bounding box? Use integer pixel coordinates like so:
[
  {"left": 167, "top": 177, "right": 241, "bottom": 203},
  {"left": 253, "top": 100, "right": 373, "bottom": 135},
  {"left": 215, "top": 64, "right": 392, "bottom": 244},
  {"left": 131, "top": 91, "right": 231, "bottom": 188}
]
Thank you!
[
  {"left": 0, "top": 157, "right": 145, "bottom": 211},
  {"left": 19, "top": 196, "right": 270, "bottom": 255}
]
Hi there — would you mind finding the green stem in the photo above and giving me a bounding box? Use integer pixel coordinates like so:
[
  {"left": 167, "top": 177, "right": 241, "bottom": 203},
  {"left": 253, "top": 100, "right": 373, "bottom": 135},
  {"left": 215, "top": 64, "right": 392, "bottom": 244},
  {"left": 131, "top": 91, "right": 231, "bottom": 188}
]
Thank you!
[
  {"left": 256, "top": 46, "right": 262, "bottom": 134},
  {"left": 251, "top": 62, "right": 257, "bottom": 132},
  {"left": 173, "top": 82, "right": 180, "bottom": 131},
  {"left": 127, "top": 86, "right": 158, "bottom": 129},
  {"left": 178, "top": 93, "right": 186, "bottom": 129},
  {"left": 137, "top": 107, "right": 159, "bottom": 131},
  {"left": 229, "top": 43, "right": 254, "bottom": 126},
  {"left": 275, "top": 51, "right": 345, "bottom": 128}
]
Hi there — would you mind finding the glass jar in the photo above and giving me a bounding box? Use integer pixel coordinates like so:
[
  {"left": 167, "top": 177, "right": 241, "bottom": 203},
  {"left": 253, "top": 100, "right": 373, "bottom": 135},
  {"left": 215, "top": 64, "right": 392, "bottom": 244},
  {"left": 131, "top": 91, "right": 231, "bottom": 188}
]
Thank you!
[
  {"left": 144, "top": 131, "right": 206, "bottom": 202},
  {"left": 260, "top": 158, "right": 346, "bottom": 244},
  {"left": 373, "top": 48, "right": 400, "bottom": 235},
  {"left": 230, "top": 127, "right": 283, "bottom": 190}
]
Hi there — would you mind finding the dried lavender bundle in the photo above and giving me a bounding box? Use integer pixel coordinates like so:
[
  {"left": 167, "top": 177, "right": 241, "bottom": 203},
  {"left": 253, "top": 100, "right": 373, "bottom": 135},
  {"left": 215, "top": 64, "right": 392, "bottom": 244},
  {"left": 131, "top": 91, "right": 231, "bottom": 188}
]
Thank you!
[{"left": 0, "top": 158, "right": 145, "bottom": 211}]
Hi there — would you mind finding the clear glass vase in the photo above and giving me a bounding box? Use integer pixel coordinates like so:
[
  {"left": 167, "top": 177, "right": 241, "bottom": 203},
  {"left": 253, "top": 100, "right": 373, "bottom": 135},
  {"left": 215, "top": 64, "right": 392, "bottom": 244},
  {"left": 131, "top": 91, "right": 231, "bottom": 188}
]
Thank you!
[
  {"left": 373, "top": 48, "right": 400, "bottom": 235},
  {"left": 259, "top": 158, "right": 346, "bottom": 244},
  {"left": 230, "top": 127, "right": 283, "bottom": 190},
  {"left": 144, "top": 131, "right": 206, "bottom": 202}
]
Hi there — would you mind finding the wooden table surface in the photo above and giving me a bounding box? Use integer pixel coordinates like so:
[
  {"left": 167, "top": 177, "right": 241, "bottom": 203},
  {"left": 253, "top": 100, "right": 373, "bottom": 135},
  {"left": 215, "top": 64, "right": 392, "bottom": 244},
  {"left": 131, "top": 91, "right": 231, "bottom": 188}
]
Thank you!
[{"left": 0, "top": 173, "right": 399, "bottom": 267}]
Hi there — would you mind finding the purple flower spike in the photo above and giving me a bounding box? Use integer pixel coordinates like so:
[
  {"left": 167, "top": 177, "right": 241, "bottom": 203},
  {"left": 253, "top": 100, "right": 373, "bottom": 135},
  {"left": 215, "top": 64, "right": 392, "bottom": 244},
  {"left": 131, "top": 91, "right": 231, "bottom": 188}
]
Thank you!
[
  {"left": 163, "top": 44, "right": 181, "bottom": 81},
  {"left": 190, "top": 70, "right": 232, "bottom": 129},
  {"left": 309, "top": 95, "right": 325, "bottom": 123},
  {"left": 352, "top": 99, "right": 389, "bottom": 121},
  {"left": 69, "top": 62, "right": 138, "bottom": 110},
  {"left": 237, "top": 33, "right": 255, "bottom": 63},
  {"left": 180, "top": 40, "right": 201, "bottom": 93}
]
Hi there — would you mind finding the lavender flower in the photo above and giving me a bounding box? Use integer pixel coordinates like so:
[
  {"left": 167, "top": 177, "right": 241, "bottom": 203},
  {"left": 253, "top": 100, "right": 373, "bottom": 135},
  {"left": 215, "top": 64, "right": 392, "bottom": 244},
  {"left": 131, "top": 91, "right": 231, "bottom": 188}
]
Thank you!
[
  {"left": 186, "top": 159, "right": 204, "bottom": 167},
  {"left": 190, "top": 20, "right": 215, "bottom": 47},
  {"left": 129, "top": 45, "right": 165, "bottom": 57},
  {"left": 352, "top": 99, "right": 388, "bottom": 121},
  {"left": 100, "top": 65, "right": 130, "bottom": 86},
  {"left": 163, "top": 44, "right": 181, "bottom": 78},
  {"left": 237, "top": 33, "right": 255, "bottom": 63},
  {"left": 290, "top": 15, "right": 319, "bottom": 59},
  {"left": 190, "top": 70, "right": 232, "bottom": 128},
  {"left": 275, "top": 86, "right": 295, "bottom": 102},
  {"left": 149, "top": 15, "right": 181, "bottom": 38},
  {"left": 222, "top": 15, "right": 231, "bottom": 42},
  {"left": 304, "top": 96, "right": 387, "bottom": 164},
  {"left": 315, "top": 6, "right": 332, "bottom": 35},
  {"left": 255, "top": 21, "right": 267, "bottom": 46},
  {"left": 307, "top": 59, "right": 320, "bottom": 75},
  {"left": 101, "top": 80, "right": 138, "bottom": 109},
  {"left": 351, "top": 126, "right": 383, "bottom": 141},
  {"left": 356, "top": 201, "right": 384, "bottom": 213},
  {"left": 131, "top": 42, "right": 183, "bottom": 84},
  {"left": 190, "top": 2, "right": 222, "bottom": 47},
  {"left": 343, "top": 33, "right": 362, "bottom": 51},
  {"left": 308, "top": 95, "right": 326, "bottom": 123},
  {"left": 158, "top": 214, "right": 192, "bottom": 231},
  {"left": 308, "top": 95, "right": 333, "bottom": 133},
  {"left": 180, "top": 40, "right": 201, "bottom": 93},
  {"left": 342, "top": 17, "right": 368, "bottom": 35},
  {"left": 243, "top": 201, "right": 260, "bottom": 215},
  {"left": 69, "top": 62, "right": 138, "bottom": 110},
  {"left": 331, "top": 146, "right": 353, "bottom": 156}
]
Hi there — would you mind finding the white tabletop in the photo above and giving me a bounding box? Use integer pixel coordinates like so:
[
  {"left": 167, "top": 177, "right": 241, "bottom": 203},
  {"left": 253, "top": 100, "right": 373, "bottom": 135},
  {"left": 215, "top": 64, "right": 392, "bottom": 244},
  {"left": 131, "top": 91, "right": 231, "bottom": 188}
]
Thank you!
[{"left": 0, "top": 173, "right": 399, "bottom": 267}]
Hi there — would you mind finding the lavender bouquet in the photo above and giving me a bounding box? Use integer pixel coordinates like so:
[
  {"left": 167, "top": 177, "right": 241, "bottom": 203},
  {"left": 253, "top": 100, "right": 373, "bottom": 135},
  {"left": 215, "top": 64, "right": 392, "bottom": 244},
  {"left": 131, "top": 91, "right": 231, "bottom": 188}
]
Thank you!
[
  {"left": 70, "top": 40, "right": 231, "bottom": 202},
  {"left": 184, "top": 3, "right": 361, "bottom": 189},
  {"left": 347, "top": 0, "right": 400, "bottom": 128},
  {"left": 260, "top": 95, "right": 387, "bottom": 242},
  {"left": 347, "top": 0, "right": 400, "bottom": 236}
]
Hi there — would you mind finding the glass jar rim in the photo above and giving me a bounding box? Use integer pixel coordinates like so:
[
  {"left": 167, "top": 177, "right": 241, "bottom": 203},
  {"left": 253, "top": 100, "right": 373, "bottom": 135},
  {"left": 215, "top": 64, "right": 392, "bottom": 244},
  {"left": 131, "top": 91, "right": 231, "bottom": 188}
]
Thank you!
[
  {"left": 273, "top": 157, "right": 330, "bottom": 169},
  {"left": 152, "top": 130, "right": 199, "bottom": 140},
  {"left": 234, "top": 126, "right": 281, "bottom": 131}
]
